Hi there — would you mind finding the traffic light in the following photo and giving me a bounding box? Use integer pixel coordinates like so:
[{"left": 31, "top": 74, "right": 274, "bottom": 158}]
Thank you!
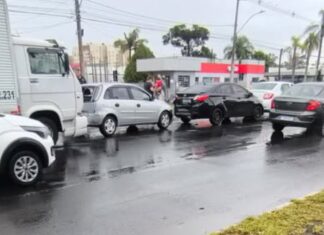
[{"left": 113, "top": 70, "right": 118, "bottom": 82}]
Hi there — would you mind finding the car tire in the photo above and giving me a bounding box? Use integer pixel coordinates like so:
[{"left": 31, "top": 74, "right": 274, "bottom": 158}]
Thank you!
[
  {"left": 272, "top": 123, "right": 284, "bottom": 132},
  {"left": 180, "top": 117, "right": 191, "bottom": 124},
  {"left": 37, "top": 117, "right": 58, "bottom": 144},
  {"left": 209, "top": 108, "right": 223, "bottom": 126},
  {"left": 100, "top": 115, "right": 117, "bottom": 137},
  {"left": 251, "top": 105, "right": 264, "bottom": 121},
  {"left": 8, "top": 150, "right": 42, "bottom": 186},
  {"left": 158, "top": 111, "right": 171, "bottom": 130},
  {"left": 310, "top": 119, "right": 324, "bottom": 137}
]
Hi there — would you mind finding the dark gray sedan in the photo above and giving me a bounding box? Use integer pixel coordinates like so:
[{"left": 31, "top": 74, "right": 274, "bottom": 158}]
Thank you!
[{"left": 270, "top": 82, "right": 324, "bottom": 135}]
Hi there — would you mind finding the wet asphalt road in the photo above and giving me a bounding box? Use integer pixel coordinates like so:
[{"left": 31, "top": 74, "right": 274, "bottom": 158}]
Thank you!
[{"left": 1, "top": 118, "right": 324, "bottom": 235}]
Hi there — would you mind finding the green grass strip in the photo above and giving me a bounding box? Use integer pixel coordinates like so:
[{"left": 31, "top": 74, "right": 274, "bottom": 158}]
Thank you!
[{"left": 212, "top": 190, "right": 324, "bottom": 235}]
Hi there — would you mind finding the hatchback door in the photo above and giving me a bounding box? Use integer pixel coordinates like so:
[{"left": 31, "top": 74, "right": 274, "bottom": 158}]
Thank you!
[
  {"left": 129, "top": 87, "right": 160, "bottom": 124},
  {"left": 104, "top": 86, "right": 137, "bottom": 125}
]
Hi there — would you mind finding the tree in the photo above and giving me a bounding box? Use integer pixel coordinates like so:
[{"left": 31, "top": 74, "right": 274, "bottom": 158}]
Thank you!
[
  {"left": 124, "top": 44, "right": 154, "bottom": 83},
  {"left": 252, "top": 50, "right": 277, "bottom": 72},
  {"left": 114, "top": 28, "right": 147, "bottom": 62},
  {"left": 304, "top": 10, "right": 324, "bottom": 77},
  {"left": 289, "top": 36, "right": 302, "bottom": 82},
  {"left": 302, "top": 32, "right": 319, "bottom": 81},
  {"left": 224, "top": 35, "right": 254, "bottom": 61},
  {"left": 162, "top": 24, "right": 210, "bottom": 56},
  {"left": 192, "top": 46, "right": 216, "bottom": 59}
]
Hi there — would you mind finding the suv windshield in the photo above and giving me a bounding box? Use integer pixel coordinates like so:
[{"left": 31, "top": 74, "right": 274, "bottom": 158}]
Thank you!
[
  {"left": 284, "top": 84, "right": 323, "bottom": 97},
  {"left": 252, "top": 83, "right": 277, "bottom": 90}
]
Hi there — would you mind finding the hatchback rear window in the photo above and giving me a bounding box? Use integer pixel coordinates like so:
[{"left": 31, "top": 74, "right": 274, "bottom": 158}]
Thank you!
[
  {"left": 252, "top": 83, "right": 277, "bottom": 90},
  {"left": 284, "top": 84, "right": 323, "bottom": 97},
  {"left": 82, "top": 86, "right": 101, "bottom": 102}
]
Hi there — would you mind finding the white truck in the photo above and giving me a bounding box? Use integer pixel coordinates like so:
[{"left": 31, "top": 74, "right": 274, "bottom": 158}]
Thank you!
[{"left": 0, "top": 0, "right": 87, "bottom": 143}]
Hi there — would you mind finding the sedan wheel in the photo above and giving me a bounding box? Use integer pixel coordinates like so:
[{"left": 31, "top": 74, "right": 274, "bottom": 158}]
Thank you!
[
  {"left": 252, "top": 105, "right": 263, "bottom": 121},
  {"left": 100, "top": 116, "right": 117, "bottom": 137},
  {"left": 158, "top": 111, "right": 171, "bottom": 130},
  {"left": 9, "top": 151, "right": 42, "bottom": 186},
  {"left": 209, "top": 108, "right": 223, "bottom": 126}
]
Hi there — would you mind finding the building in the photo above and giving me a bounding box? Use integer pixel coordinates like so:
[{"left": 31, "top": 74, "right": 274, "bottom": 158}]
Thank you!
[
  {"left": 72, "top": 42, "right": 128, "bottom": 82},
  {"left": 137, "top": 57, "right": 265, "bottom": 99}
]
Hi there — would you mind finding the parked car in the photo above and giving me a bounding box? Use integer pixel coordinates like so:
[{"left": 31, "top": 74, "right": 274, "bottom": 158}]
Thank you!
[
  {"left": 251, "top": 82, "right": 293, "bottom": 111},
  {"left": 270, "top": 82, "right": 324, "bottom": 135},
  {"left": 174, "top": 83, "right": 264, "bottom": 125},
  {"left": 0, "top": 114, "right": 55, "bottom": 186},
  {"left": 82, "top": 83, "right": 173, "bottom": 137}
]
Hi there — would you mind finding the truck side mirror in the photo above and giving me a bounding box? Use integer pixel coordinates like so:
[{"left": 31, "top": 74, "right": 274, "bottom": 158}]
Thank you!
[{"left": 64, "top": 53, "right": 70, "bottom": 75}]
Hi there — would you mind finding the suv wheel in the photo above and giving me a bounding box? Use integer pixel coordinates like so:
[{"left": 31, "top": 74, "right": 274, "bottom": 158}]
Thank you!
[
  {"left": 158, "top": 111, "right": 171, "bottom": 130},
  {"left": 100, "top": 115, "right": 117, "bottom": 137},
  {"left": 209, "top": 108, "right": 223, "bottom": 126},
  {"left": 8, "top": 151, "right": 42, "bottom": 186}
]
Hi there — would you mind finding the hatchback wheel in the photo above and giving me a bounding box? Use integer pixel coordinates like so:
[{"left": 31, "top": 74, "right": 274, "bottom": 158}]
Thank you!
[
  {"left": 158, "top": 111, "right": 171, "bottom": 130},
  {"left": 9, "top": 151, "right": 42, "bottom": 186},
  {"left": 209, "top": 108, "right": 223, "bottom": 126},
  {"left": 100, "top": 116, "right": 117, "bottom": 137}
]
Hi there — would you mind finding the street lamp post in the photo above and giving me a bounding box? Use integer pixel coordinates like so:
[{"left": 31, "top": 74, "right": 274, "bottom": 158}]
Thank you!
[{"left": 229, "top": 1, "right": 265, "bottom": 82}]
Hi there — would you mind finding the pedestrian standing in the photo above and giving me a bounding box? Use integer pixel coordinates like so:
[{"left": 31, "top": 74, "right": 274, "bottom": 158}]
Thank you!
[{"left": 144, "top": 75, "right": 154, "bottom": 97}]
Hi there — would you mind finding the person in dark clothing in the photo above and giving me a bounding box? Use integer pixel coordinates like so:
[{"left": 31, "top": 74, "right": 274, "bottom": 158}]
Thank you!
[{"left": 144, "top": 76, "right": 154, "bottom": 96}]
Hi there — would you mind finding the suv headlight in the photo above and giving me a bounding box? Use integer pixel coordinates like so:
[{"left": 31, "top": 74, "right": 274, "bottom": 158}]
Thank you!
[{"left": 21, "top": 126, "right": 50, "bottom": 139}]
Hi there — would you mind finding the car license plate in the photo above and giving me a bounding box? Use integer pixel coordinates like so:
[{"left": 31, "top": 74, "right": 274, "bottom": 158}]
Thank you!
[{"left": 279, "top": 115, "right": 294, "bottom": 121}]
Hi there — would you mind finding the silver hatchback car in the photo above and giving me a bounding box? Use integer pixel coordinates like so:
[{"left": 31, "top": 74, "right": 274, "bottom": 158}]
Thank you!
[{"left": 82, "top": 83, "right": 173, "bottom": 137}]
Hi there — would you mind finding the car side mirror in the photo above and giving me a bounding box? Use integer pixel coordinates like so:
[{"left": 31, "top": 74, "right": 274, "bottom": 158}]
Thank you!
[{"left": 64, "top": 53, "right": 70, "bottom": 75}]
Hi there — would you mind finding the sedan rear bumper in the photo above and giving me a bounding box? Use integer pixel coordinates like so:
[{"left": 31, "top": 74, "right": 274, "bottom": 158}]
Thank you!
[{"left": 269, "top": 110, "right": 317, "bottom": 127}]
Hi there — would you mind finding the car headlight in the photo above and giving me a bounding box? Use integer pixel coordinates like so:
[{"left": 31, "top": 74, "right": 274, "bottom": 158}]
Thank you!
[{"left": 21, "top": 126, "right": 50, "bottom": 139}]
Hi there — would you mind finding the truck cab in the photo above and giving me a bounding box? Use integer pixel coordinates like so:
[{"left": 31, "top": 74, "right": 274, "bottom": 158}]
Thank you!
[{"left": 12, "top": 38, "right": 88, "bottom": 143}]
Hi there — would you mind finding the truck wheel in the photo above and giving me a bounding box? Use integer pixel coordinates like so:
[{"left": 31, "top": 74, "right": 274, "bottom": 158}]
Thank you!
[
  {"left": 37, "top": 117, "right": 58, "bottom": 144},
  {"left": 180, "top": 117, "right": 191, "bottom": 124},
  {"left": 100, "top": 115, "right": 117, "bottom": 137},
  {"left": 8, "top": 150, "right": 42, "bottom": 186},
  {"left": 210, "top": 108, "right": 223, "bottom": 126}
]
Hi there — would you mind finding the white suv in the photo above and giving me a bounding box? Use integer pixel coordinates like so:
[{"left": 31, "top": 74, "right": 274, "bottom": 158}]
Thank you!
[{"left": 0, "top": 114, "right": 55, "bottom": 186}]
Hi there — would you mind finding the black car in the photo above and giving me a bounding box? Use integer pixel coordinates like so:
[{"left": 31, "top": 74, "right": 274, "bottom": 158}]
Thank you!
[
  {"left": 270, "top": 82, "right": 324, "bottom": 135},
  {"left": 174, "top": 83, "right": 264, "bottom": 125}
]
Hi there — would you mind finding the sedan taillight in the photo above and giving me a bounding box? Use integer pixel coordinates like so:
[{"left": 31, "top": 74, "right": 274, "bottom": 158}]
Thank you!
[
  {"left": 306, "top": 100, "right": 321, "bottom": 111},
  {"left": 271, "top": 100, "right": 276, "bottom": 109},
  {"left": 194, "top": 94, "right": 209, "bottom": 102},
  {"left": 263, "top": 92, "right": 274, "bottom": 100}
]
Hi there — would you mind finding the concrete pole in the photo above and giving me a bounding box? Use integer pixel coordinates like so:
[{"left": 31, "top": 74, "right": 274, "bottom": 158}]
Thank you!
[
  {"left": 75, "top": 0, "right": 84, "bottom": 76},
  {"left": 230, "top": 0, "right": 240, "bottom": 83},
  {"left": 315, "top": 13, "right": 324, "bottom": 81}
]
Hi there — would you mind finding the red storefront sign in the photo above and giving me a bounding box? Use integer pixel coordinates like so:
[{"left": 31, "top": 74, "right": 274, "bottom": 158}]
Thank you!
[{"left": 201, "top": 63, "right": 265, "bottom": 74}]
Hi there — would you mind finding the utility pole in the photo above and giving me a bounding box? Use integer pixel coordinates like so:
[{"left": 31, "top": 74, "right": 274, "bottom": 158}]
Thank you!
[
  {"left": 230, "top": 0, "right": 240, "bottom": 82},
  {"left": 315, "top": 12, "right": 324, "bottom": 81},
  {"left": 75, "top": 0, "right": 84, "bottom": 76},
  {"left": 278, "top": 48, "right": 283, "bottom": 81}
]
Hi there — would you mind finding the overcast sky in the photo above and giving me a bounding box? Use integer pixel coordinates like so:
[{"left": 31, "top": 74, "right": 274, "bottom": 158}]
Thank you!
[{"left": 7, "top": 0, "right": 324, "bottom": 63}]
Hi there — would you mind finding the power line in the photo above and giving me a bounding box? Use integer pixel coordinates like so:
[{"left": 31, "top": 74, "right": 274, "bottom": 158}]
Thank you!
[
  {"left": 85, "top": 0, "right": 233, "bottom": 28},
  {"left": 245, "top": 0, "right": 315, "bottom": 23},
  {"left": 18, "top": 21, "right": 74, "bottom": 34},
  {"left": 8, "top": 9, "right": 74, "bottom": 19}
]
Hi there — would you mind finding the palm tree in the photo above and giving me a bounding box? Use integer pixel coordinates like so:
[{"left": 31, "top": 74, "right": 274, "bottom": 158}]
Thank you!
[
  {"left": 302, "top": 32, "right": 319, "bottom": 82},
  {"left": 114, "top": 28, "right": 147, "bottom": 62},
  {"left": 304, "top": 10, "right": 324, "bottom": 78},
  {"left": 290, "top": 36, "right": 302, "bottom": 83},
  {"left": 224, "top": 35, "right": 254, "bottom": 61}
]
